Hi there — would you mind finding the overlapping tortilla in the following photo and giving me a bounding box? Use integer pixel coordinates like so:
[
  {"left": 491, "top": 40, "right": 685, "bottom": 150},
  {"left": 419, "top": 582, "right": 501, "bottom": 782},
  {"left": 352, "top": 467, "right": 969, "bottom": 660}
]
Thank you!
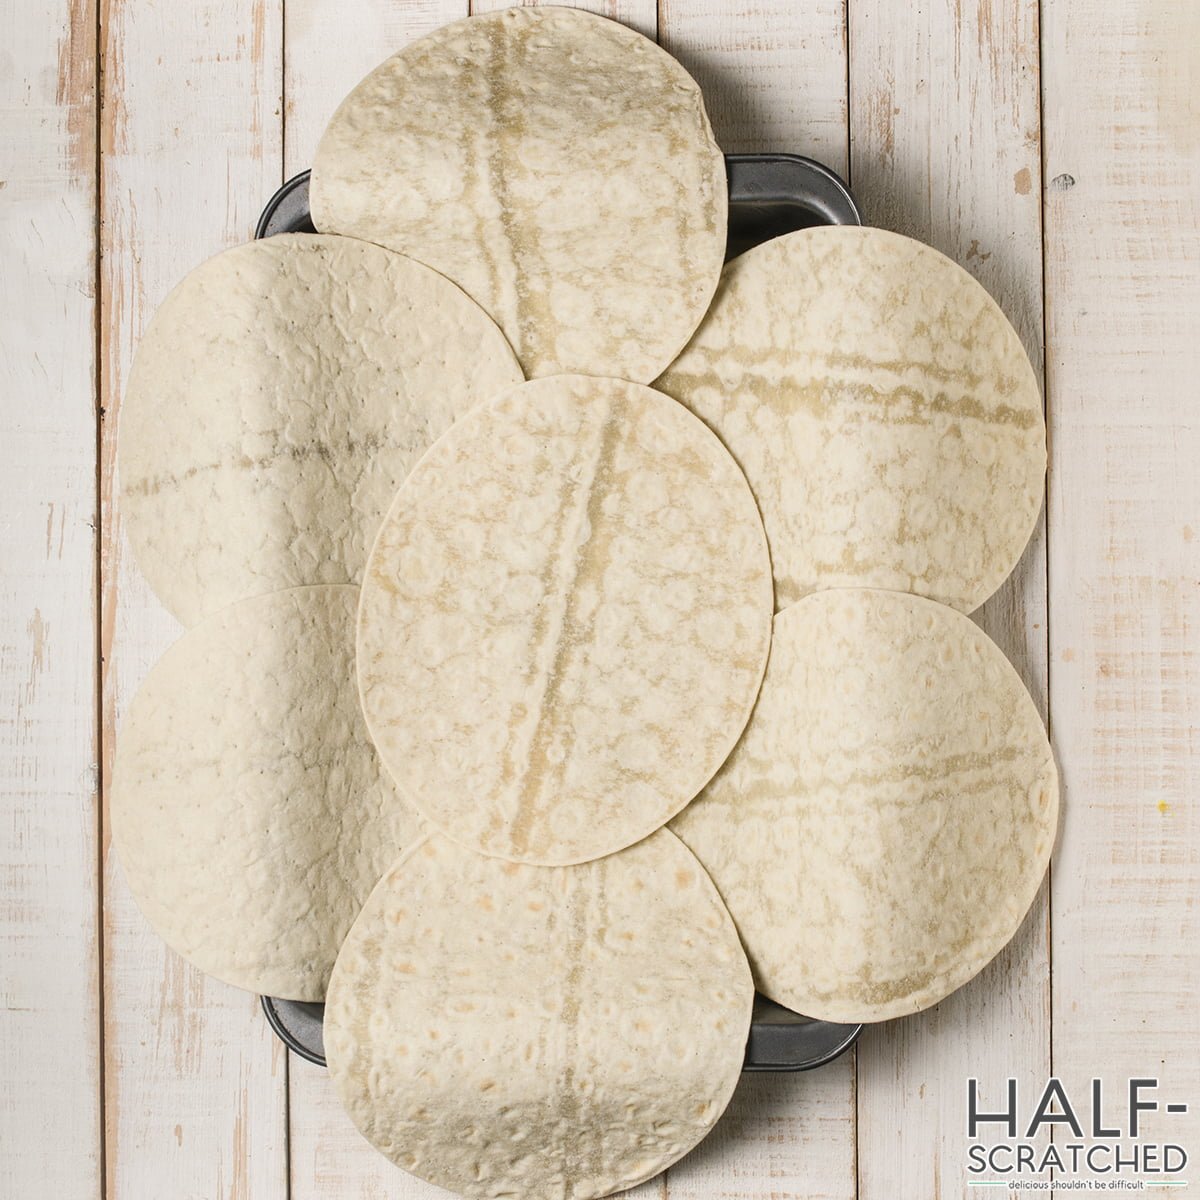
[
  {"left": 357, "top": 375, "right": 773, "bottom": 866},
  {"left": 326, "top": 830, "right": 753, "bottom": 1200},
  {"left": 656, "top": 226, "right": 1046, "bottom": 613},
  {"left": 111, "top": 585, "right": 422, "bottom": 1000},
  {"left": 119, "top": 234, "right": 522, "bottom": 626},
  {"left": 671, "top": 588, "right": 1058, "bottom": 1022},
  {"left": 310, "top": 7, "right": 726, "bottom": 382}
]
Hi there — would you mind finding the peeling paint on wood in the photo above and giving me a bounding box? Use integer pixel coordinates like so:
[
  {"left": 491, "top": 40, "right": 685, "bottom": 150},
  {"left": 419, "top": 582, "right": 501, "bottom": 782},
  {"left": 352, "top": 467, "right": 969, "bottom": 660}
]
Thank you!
[
  {"left": 660, "top": 0, "right": 849, "bottom": 176},
  {"left": 1, "top": 2, "right": 100, "bottom": 1196},
  {"left": 1044, "top": 3, "right": 1200, "bottom": 1163}
]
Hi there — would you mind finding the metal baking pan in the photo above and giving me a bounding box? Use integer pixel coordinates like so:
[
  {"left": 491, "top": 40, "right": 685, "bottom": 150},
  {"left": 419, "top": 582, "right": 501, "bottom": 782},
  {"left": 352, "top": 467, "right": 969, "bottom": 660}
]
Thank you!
[
  {"left": 255, "top": 153, "right": 863, "bottom": 253},
  {"left": 255, "top": 153, "right": 864, "bottom": 1073},
  {"left": 264, "top": 993, "right": 863, "bottom": 1073}
]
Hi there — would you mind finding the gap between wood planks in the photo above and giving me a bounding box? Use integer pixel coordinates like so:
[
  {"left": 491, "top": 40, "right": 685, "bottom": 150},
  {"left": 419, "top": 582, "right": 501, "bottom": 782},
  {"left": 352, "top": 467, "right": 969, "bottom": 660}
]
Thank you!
[
  {"left": 1034, "top": 0, "right": 1056, "bottom": 1184},
  {"left": 94, "top": 0, "right": 106, "bottom": 1182}
]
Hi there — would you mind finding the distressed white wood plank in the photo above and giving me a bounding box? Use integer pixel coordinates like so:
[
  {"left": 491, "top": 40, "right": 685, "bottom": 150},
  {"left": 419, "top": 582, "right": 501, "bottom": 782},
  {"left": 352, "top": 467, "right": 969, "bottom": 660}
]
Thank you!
[
  {"left": 285, "top": 0, "right": 470, "bottom": 176},
  {"left": 289, "top": 1058, "right": 459, "bottom": 1200},
  {"left": 659, "top": 0, "right": 848, "bottom": 177},
  {"left": 848, "top": 0, "right": 1051, "bottom": 1195},
  {"left": 99, "top": 1, "right": 288, "bottom": 1196},
  {"left": 282, "top": 2, "right": 467, "bottom": 1192},
  {"left": 666, "top": 1064, "right": 856, "bottom": 1200},
  {"left": 657, "top": 5, "right": 856, "bottom": 1199},
  {"left": 1043, "top": 0, "right": 1200, "bottom": 1178},
  {"left": 470, "top": 0, "right": 655, "bottom": 42},
  {"left": 0, "top": 1, "right": 100, "bottom": 1195}
]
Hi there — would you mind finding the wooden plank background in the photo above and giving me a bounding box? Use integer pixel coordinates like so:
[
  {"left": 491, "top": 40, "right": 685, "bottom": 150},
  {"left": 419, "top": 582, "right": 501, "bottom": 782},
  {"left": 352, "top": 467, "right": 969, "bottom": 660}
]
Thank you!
[
  {"left": 1, "top": 0, "right": 1196, "bottom": 1196},
  {"left": 1, "top": 3, "right": 101, "bottom": 1196},
  {"left": 1042, "top": 0, "right": 1200, "bottom": 1183}
]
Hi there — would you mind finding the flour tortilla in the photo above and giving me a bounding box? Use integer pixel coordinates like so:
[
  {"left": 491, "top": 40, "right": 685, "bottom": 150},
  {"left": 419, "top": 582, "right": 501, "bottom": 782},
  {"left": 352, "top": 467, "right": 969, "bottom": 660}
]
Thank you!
[
  {"left": 119, "top": 234, "right": 522, "bottom": 626},
  {"left": 326, "top": 830, "right": 752, "bottom": 1200},
  {"left": 357, "top": 375, "right": 773, "bottom": 866},
  {"left": 655, "top": 226, "right": 1046, "bottom": 613},
  {"left": 310, "top": 7, "right": 726, "bottom": 382},
  {"left": 671, "top": 588, "right": 1058, "bottom": 1022},
  {"left": 111, "top": 585, "right": 422, "bottom": 1000}
]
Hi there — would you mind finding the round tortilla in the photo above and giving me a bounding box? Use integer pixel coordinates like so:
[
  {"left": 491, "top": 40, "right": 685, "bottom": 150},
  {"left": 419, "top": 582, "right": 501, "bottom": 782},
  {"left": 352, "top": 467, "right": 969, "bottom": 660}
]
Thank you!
[
  {"left": 310, "top": 6, "right": 726, "bottom": 383},
  {"left": 655, "top": 226, "right": 1046, "bottom": 614},
  {"left": 357, "top": 374, "right": 773, "bottom": 866},
  {"left": 325, "top": 830, "right": 753, "bottom": 1200},
  {"left": 671, "top": 588, "right": 1058, "bottom": 1022},
  {"left": 119, "top": 234, "right": 523, "bottom": 627},
  {"left": 111, "top": 585, "right": 422, "bottom": 1000}
]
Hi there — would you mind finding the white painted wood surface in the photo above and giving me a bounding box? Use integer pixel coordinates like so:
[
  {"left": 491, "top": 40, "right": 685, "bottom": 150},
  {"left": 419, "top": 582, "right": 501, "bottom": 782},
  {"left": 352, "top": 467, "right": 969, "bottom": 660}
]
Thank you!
[
  {"left": 471, "top": 0, "right": 656, "bottom": 41},
  {"left": 98, "top": 2, "right": 287, "bottom": 1197},
  {"left": 0, "top": 2, "right": 100, "bottom": 1197},
  {"left": 1043, "top": 0, "right": 1200, "bottom": 1174},
  {"left": 660, "top": 0, "right": 848, "bottom": 178},
  {"left": 2, "top": 1, "right": 1197, "bottom": 1196}
]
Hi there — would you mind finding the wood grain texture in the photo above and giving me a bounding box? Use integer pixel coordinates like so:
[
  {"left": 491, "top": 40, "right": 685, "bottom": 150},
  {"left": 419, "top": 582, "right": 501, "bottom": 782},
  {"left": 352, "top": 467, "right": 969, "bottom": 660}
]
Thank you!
[
  {"left": 98, "top": 1, "right": 288, "bottom": 1195},
  {"left": 285, "top": 0, "right": 470, "bottom": 176},
  {"left": 667, "top": 1065, "right": 857, "bottom": 1200},
  {"left": 282, "top": 2, "right": 468, "bottom": 1191},
  {"left": 289, "top": 1058, "right": 451, "bottom": 1200},
  {"left": 659, "top": 0, "right": 848, "bottom": 177},
  {"left": 848, "top": 0, "right": 1051, "bottom": 1194},
  {"left": 0, "top": 2, "right": 100, "bottom": 1196},
  {"left": 470, "top": 0, "right": 656, "bottom": 41},
  {"left": 1043, "top": 0, "right": 1200, "bottom": 1172}
]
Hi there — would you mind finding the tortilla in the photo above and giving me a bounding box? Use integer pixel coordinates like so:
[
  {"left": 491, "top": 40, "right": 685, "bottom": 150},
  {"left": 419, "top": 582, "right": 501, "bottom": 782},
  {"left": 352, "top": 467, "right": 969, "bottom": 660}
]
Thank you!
[
  {"left": 357, "top": 374, "right": 773, "bottom": 866},
  {"left": 310, "top": 6, "right": 726, "bottom": 382},
  {"left": 671, "top": 588, "right": 1058, "bottom": 1023},
  {"left": 325, "top": 830, "right": 752, "bottom": 1200},
  {"left": 119, "top": 233, "right": 522, "bottom": 627},
  {"left": 655, "top": 226, "right": 1046, "bottom": 613},
  {"left": 110, "top": 585, "right": 422, "bottom": 1000}
]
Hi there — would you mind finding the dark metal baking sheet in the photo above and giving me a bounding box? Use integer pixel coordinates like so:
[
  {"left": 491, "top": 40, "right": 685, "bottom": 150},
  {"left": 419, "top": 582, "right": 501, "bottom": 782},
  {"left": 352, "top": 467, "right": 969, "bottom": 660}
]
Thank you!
[{"left": 255, "top": 152, "right": 865, "bottom": 1074}]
